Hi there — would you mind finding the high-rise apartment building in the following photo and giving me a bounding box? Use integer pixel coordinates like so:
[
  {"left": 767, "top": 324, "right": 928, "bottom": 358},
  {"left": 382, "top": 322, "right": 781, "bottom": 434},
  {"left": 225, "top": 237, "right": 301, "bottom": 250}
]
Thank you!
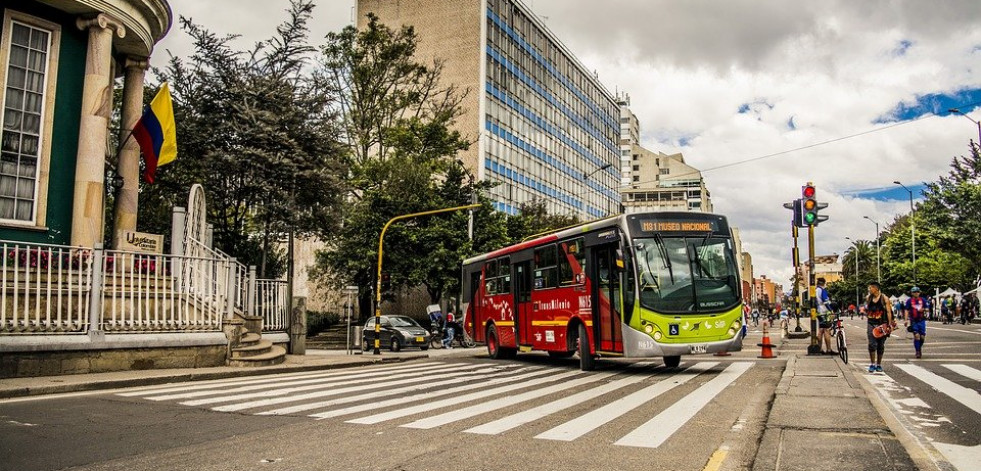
[
  {"left": 358, "top": 0, "right": 620, "bottom": 218},
  {"left": 621, "top": 147, "right": 713, "bottom": 213},
  {"left": 618, "top": 95, "right": 639, "bottom": 186}
]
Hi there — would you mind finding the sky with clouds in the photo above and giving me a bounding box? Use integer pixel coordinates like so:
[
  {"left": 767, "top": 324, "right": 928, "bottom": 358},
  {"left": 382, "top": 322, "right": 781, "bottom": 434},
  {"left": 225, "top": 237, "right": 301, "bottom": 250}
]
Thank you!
[{"left": 152, "top": 0, "right": 981, "bottom": 289}]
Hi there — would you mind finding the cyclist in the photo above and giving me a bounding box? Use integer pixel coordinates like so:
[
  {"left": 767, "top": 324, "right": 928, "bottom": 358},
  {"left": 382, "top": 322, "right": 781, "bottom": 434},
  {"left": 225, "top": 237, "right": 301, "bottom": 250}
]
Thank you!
[{"left": 865, "top": 282, "right": 896, "bottom": 373}]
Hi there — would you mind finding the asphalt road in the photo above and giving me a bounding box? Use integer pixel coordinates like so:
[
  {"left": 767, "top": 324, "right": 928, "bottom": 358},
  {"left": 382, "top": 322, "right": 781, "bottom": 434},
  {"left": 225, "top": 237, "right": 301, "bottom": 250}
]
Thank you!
[
  {"left": 850, "top": 317, "right": 981, "bottom": 470},
  {"left": 1, "top": 352, "right": 785, "bottom": 471}
]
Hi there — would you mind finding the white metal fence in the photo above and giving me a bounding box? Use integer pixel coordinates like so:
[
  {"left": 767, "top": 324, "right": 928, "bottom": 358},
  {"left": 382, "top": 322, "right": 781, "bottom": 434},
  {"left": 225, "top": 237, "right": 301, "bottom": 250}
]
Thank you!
[
  {"left": 1, "top": 241, "right": 93, "bottom": 333},
  {"left": 1, "top": 240, "right": 291, "bottom": 335},
  {"left": 256, "top": 279, "right": 288, "bottom": 332},
  {"left": 101, "top": 249, "right": 229, "bottom": 332}
]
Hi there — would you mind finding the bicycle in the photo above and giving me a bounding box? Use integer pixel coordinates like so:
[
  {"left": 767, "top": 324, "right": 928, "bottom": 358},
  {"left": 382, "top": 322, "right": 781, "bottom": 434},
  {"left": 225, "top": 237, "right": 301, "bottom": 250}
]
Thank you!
[{"left": 828, "top": 313, "right": 848, "bottom": 364}]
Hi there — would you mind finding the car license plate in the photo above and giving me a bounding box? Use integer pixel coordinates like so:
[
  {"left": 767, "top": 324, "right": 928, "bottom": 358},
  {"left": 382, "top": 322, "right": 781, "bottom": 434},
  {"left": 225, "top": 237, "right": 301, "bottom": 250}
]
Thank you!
[
  {"left": 690, "top": 344, "right": 707, "bottom": 354},
  {"left": 416, "top": 337, "right": 424, "bottom": 343}
]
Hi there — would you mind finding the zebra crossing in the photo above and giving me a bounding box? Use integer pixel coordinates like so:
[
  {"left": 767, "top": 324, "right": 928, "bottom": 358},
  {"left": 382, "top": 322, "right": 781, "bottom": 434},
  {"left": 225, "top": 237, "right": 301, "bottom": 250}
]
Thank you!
[
  {"left": 861, "top": 362, "right": 981, "bottom": 471},
  {"left": 116, "top": 360, "right": 756, "bottom": 449}
]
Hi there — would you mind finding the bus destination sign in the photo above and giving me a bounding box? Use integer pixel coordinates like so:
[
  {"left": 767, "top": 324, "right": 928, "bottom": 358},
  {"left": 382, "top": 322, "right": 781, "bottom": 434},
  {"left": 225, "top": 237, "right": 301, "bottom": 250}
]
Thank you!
[{"left": 639, "top": 220, "right": 718, "bottom": 233}]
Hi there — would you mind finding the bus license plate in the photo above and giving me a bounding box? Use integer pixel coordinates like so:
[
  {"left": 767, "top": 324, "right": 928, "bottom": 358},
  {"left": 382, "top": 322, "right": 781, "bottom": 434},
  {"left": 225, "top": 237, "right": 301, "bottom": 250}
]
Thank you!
[
  {"left": 416, "top": 337, "right": 424, "bottom": 343},
  {"left": 690, "top": 345, "right": 707, "bottom": 354}
]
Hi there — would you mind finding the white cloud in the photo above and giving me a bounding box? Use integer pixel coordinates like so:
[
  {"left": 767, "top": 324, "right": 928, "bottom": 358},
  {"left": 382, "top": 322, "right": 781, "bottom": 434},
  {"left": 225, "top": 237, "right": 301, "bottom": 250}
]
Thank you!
[{"left": 154, "top": 0, "right": 981, "bottom": 287}]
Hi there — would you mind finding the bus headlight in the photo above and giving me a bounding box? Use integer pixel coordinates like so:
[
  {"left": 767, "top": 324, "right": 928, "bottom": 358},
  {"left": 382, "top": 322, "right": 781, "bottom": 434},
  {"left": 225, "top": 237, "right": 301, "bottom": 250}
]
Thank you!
[
  {"left": 644, "top": 324, "right": 654, "bottom": 334},
  {"left": 653, "top": 331, "right": 662, "bottom": 340},
  {"left": 728, "top": 328, "right": 737, "bottom": 337}
]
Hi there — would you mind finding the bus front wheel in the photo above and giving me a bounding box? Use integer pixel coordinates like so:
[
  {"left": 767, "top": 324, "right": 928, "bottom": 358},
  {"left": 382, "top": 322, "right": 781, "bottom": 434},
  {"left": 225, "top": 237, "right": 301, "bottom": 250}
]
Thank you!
[
  {"left": 578, "top": 324, "right": 595, "bottom": 371},
  {"left": 663, "top": 355, "right": 681, "bottom": 368}
]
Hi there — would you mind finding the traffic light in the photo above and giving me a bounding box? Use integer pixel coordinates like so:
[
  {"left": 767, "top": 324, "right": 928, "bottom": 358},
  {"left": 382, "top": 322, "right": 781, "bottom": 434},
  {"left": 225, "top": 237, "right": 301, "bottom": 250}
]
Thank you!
[
  {"left": 799, "top": 184, "right": 829, "bottom": 226},
  {"left": 783, "top": 199, "right": 803, "bottom": 227}
]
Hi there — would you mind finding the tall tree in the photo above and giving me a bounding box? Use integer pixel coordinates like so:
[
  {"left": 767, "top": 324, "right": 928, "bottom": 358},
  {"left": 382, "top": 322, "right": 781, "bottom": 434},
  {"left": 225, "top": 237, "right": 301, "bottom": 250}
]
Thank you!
[
  {"left": 312, "top": 14, "right": 486, "bottom": 317},
  {"left": 146, "top": 1, "right": 346, "bottom": 275},
  {"left": 919, "top": 143, "right": 981, "bottom": 288}
]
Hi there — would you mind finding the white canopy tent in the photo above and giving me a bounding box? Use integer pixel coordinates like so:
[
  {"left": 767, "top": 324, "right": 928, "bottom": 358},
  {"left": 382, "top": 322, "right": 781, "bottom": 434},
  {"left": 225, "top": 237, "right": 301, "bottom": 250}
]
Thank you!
[{"left": 938, "top": 288, "right": 961, "bottom": 297}]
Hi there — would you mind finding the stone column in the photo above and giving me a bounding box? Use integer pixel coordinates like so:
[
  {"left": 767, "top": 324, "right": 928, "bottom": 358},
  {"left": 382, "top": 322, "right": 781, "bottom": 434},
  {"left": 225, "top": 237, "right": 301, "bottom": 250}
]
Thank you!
[
  {"left": 112, "top": 57, "right": 148, "bottom": 247},
  {"left": 71, "top": 14, "right": 125, "bottom": 248}
]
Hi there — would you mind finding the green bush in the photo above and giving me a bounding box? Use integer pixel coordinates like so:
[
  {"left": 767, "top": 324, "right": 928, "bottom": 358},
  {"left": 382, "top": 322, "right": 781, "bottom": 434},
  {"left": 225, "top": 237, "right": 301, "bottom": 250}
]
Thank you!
[{"left": 306, "top": 311, "right": 340, "bottom": 337}]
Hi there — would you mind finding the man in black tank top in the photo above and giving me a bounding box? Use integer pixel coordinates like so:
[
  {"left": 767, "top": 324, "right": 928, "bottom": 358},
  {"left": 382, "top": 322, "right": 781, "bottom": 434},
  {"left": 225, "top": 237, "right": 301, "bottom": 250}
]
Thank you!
[{"left": 865, "top": 282, "right": 895, "bottom": 373}]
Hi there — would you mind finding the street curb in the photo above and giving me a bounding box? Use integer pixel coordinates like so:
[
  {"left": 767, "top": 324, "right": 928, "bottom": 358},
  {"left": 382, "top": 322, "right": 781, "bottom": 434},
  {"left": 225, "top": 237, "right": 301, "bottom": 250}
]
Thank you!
[{"left": 0, "top": 355, "right": 427, "bottom": 399}]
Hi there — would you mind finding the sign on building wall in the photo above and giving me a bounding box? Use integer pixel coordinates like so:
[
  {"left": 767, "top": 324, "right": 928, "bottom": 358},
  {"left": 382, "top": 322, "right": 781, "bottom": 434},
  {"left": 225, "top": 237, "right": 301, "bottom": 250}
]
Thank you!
[{"left": 118, "top": 230, "right": 164, "bottom": 253}]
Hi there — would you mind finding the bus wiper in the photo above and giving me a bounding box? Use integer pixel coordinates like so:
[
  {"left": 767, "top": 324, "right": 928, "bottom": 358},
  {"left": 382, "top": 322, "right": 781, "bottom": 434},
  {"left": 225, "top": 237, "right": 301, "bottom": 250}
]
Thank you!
[
  {"left": 654, "top": 234, "right": 674, "bottom": 283},
  {"left": 692, "top": 232, "right": 720, "bottom": 279},
  {"left": 635, "top": 243, "right": 659, "bottom": 290}
]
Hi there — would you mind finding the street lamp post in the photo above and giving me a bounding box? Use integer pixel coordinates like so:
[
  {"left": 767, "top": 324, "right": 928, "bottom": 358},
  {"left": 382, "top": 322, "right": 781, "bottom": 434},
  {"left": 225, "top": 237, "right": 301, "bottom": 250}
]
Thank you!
[
  {"left": 949, "top": 108, "right": 981, "bottom": 144},
  {"left": 893, "top": 181, "right": 916, "bottom": 282},
  {"left": 845, "top": 237, "right": 860, "bottom": 307},
  {"left": 580, "top": 163, "right": 613, "bottom": 221},
  {"left": 456, "top": 160, "right": 476, "bottom": 241},
  {"left": 863, "top": 216, "right": 881, "bottom": 283}
]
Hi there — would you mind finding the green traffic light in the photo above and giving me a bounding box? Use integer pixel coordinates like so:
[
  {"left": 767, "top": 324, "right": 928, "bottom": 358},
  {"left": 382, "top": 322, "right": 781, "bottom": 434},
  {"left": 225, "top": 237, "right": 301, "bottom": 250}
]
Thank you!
[{"left": 804, "top": 213, "right": 816, "bottom": 224}]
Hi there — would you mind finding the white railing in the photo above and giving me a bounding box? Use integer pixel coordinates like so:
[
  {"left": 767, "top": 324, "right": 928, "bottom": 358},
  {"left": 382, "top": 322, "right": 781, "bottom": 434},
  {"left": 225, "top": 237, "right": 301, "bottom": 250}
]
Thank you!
[
  {"left": 1, "top": 239, "right": 293, "bottom": 335},
  {"left": 1, "top": 241, "right": 93, "bottom": 333},
  {"left": 101, "top": 249, "right": 227, "bottom": 332},
  {"left": 186, "top": 237, "right": 249, "bottom": 314},
  {"left": 256, "top": 279, "right": 288, "bottom": 332}
]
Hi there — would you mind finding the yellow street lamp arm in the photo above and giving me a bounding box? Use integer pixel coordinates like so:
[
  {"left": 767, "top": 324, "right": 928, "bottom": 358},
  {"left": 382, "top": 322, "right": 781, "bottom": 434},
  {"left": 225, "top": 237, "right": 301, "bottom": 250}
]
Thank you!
[{"left": 372, "top": 203, "right": 481, "bottom": 354}]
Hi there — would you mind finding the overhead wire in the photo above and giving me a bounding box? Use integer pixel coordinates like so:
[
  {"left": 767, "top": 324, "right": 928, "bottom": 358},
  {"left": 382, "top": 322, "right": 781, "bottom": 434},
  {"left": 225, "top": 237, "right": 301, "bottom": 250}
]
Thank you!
[{"left": 624, "top": 100, "right": 981, "bottom": 189}]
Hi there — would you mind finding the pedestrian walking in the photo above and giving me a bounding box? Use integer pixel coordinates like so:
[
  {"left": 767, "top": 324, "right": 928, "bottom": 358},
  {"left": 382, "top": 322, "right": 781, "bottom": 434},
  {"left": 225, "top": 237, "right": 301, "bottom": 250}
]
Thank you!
[
  {"left": 865, "top": 282, "right": 896, "bottom": 373},
  {"left": 903, "top": 286, "right": 930, "bottom": 359}
]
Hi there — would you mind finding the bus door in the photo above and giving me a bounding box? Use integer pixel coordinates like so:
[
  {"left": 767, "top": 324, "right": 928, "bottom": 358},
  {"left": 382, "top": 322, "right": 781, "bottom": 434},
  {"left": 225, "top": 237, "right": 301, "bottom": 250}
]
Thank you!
[
  {"left": 592, "top": 244, "right": 623, "bottom": 352},
  {"left": 514, "top": 260, "right": 533, "bottom": 345},
  {"left": 466, "top": 271, "right": 481, "bottom": 338}
]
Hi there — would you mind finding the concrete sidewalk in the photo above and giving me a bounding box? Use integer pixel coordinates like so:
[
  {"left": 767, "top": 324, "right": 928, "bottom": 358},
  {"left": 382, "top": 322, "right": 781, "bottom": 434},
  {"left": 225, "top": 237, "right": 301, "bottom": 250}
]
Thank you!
[{"left": 753, "top": 333, "right": 918, "bottom": 471}]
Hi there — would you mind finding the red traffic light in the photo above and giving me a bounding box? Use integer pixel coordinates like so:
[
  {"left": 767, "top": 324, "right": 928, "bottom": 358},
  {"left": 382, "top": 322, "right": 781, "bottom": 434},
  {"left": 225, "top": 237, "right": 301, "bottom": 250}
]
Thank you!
[{"left": 802, "top": 185, "right": 816, "bottom": 198}]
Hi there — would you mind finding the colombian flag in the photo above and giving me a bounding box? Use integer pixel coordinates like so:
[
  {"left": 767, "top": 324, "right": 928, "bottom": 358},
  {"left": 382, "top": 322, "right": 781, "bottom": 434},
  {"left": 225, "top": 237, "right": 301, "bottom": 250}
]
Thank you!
[{"left": 133, "top": 82, "right": 177, "bottom": 183}]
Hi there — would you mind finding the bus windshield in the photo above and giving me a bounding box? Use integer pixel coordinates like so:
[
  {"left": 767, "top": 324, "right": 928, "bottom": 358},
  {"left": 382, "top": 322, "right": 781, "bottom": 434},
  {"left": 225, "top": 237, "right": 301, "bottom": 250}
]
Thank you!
[{"left": 633, "top": 235, "right": 740, "bottom": 314}]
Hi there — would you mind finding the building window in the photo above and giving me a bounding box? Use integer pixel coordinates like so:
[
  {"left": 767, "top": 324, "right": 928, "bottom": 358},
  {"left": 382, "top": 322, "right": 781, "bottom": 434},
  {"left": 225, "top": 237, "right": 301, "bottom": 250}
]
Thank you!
[
  {"left": 0, "top": 11, "right": 59, "bottom": 226},
  {"left": 659, "top": 168, "right": 670, "bottom": 175},
  {"left": 632, "top": 175, "right": 639, "bottom": 182},
  {"left": 632, "top": 165, "right": 639, "bottom": 171}
]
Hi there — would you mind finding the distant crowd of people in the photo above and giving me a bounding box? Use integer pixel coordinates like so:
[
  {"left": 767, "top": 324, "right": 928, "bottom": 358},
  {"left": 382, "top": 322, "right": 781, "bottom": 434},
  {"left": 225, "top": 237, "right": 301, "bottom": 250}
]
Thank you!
[{"left": 744, "top": 281, "right": 980, "bottom": 373}]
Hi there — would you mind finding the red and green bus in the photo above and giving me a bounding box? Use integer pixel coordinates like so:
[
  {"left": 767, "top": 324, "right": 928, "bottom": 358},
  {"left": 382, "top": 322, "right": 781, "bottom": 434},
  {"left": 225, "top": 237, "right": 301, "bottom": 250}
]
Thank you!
[{"left": 460, "top": 212, "right": 743, "bottom": 370}]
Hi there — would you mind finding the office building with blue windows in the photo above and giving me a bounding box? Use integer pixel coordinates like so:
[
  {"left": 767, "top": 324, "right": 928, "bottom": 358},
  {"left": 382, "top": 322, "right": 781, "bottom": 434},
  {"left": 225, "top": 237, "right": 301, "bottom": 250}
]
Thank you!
[{"left": 358, "top": 0, "right": 620, "bottom": 218}]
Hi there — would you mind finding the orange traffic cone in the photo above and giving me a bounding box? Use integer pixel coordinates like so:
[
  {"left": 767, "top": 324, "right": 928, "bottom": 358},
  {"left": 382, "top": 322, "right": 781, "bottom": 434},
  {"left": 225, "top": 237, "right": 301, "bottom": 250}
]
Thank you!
[{"left": 758, "top": 325, "right": 776, "bottom": 359}]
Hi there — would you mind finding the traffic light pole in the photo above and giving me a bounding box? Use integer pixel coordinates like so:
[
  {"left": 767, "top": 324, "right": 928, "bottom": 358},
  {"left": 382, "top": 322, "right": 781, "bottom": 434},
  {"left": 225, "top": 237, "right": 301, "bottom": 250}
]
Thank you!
[
  {"left": 806, "top": 224, "right": 821, "bottom": 354},
  {"left": 791, "top": 223, "right": 803, "bottom": 332}
]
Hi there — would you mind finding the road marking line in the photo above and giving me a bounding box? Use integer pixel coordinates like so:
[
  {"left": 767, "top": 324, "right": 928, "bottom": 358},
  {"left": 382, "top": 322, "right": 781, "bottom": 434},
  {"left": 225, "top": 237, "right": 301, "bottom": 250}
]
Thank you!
[
  {"left": 311, "top": 367, "right": 547, "bottom": 420},
  {"left": 119, "top": 361, "right": 439, "bottom": 397},
  {"left": 929, "top": 326, "right": 981, "bottom": 336},
  {"left": 534, "top": 362, "right": 718, "bottom": 442},
  {"left": 615, "top": 362, "right": 753, "bottom": 448},
  {"left": 464, "top": 373, "right": 650, "bottom": 435},
  {"left": 895, "top": 364, "right": 981, "bottom": 415},
  {"left": 702, "top": 446, "right": 728, "bottom": 471},
  {"left": 258, "top": 366, "right": 515, "bottom": 416},
  {"left": 214, "top": 364, "right": 495, "bottom": 413},
  {"left": 346, "top": 369, "right": 583, "bottom": 424},
  {"left": 176, "top": 363, "right": 467, "bottom": 406},
  {"left": 943, "top": 364, "right": 981, "bottom": 382},
  {"left": 934, "top": 442, "right": 981, "bottom": 471},
  {"left": 403, "top": 371, "right": 617, "bottom": 429}
]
